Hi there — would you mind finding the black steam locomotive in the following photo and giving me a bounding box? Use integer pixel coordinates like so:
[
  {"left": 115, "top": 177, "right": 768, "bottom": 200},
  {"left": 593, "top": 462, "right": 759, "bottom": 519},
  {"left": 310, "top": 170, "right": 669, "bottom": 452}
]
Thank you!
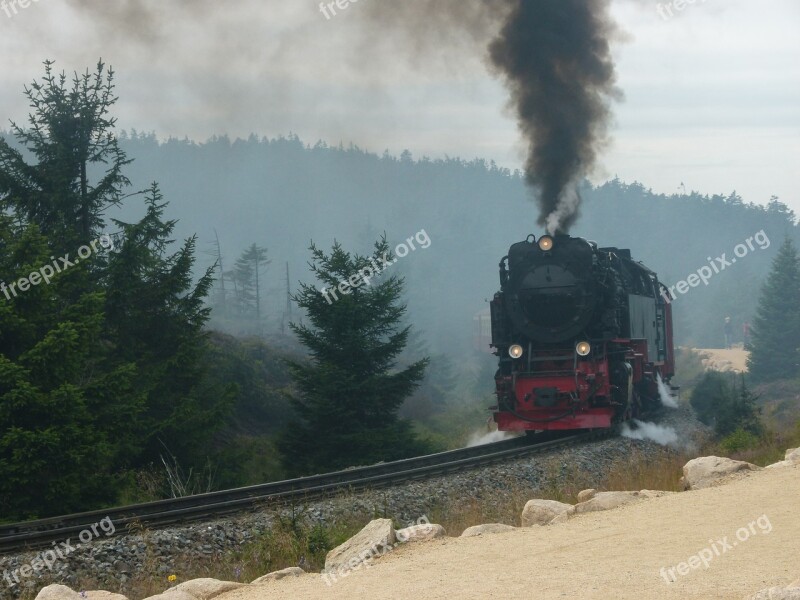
[{"left": 489, "top": 234, "right": 675, "bottom": 431}]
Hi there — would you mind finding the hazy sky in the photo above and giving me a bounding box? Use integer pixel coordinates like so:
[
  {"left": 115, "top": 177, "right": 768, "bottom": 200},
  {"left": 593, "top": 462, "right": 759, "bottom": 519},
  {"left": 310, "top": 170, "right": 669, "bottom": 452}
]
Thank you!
[{"left": 1, "top": 0, "right": 798, "bottom": 213}]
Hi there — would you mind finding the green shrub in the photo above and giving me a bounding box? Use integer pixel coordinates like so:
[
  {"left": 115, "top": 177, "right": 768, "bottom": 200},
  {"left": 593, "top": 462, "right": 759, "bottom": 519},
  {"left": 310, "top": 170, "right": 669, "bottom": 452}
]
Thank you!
[
  {"left": 690, "top": 371, "right": 763, "bottom": 437},
  {"left": 719, "top": 428, "right": 761, "bottom": 453}
]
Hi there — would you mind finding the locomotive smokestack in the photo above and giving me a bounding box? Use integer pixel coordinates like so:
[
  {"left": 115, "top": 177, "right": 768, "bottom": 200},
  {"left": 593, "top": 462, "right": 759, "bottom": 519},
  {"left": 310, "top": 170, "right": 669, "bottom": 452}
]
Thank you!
[{"left": 487, "top": 0, "right": 621, "bottom": 234}]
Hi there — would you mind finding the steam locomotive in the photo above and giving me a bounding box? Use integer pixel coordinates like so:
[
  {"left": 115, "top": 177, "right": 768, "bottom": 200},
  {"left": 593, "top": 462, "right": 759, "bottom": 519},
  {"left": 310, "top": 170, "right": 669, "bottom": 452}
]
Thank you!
[{"left": 489, "top": 234, "right": 675, "bottom": 432}]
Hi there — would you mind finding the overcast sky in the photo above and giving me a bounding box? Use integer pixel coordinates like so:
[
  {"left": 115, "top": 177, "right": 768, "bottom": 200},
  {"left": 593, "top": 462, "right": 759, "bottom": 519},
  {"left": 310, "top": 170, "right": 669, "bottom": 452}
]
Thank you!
[{"left": 1, "top": 0, "right": 798, "bottom": 213}]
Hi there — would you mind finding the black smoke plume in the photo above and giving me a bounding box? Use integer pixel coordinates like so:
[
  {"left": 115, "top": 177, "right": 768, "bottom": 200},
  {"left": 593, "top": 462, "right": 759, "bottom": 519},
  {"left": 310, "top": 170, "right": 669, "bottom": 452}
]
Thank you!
[
  {"left": 487, "top": 0, "right": 620, "bottom": 233},
  {"left": 360, "top": 0, "right": 622, "bottom": 233}
]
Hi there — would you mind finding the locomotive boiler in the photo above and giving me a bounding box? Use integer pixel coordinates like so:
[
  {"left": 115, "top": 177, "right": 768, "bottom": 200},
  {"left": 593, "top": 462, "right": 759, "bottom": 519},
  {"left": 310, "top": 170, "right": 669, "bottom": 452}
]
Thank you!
[{"left": 490, "top": 234, "right": 675, "bottom": 432}]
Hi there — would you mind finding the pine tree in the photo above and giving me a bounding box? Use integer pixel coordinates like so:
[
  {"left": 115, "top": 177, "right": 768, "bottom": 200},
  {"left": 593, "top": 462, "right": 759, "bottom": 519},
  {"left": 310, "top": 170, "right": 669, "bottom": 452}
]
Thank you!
[
  {"left": 0, "top": 217, "right": 124, "bottom": 518},
  {"left": 278, "top": 237, "right": 429, "bottom": 475},
  {"left": 0, "top": 62, "right": 230, "bottom": 517},
  {"left": 235, "top": 244, "right": 270, "bottom": 324},
  {"left": 0, "top": 60, "right": 130, "bottom": 252},
  {"left": 104, "top": 184, "right": 229, "bottom": 464},
  {"left": 220, "top": 243, "right": 270, "bottom": 334},
  {"left": 747, "top": 238, "right": 800, "bottom": 382}
]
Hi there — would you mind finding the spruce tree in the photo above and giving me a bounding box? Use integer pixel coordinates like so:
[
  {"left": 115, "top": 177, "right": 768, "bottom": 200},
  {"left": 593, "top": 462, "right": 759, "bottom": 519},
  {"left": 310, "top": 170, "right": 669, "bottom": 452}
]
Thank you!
[
  {"left": 0, "top": 60, "right": 130, "bottom": 252},
  {"left": 0, "top": 62, "right": 229, "bottom": 517},
  {"left": 229, "top": 244, "right": 270, "bottom": 326},
  {"left": 103, "top": 185, "right": 227, "bottom": 465},
  {"left": 746, "top": 238, "right": 800, "bottom": 382},
  {"left": 0, "top": 217, "right": 124, "bottom": 518},
  {"left": 279, "top": 237, "right": 429, "bottom": 475}
]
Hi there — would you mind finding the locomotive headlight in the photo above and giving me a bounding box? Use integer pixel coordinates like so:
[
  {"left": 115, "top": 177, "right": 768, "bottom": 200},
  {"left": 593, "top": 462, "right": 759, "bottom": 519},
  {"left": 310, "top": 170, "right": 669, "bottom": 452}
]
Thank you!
[
  {"left": 508, "top": 344, "right": 524, "bottom": 359},
  {"left": 538, "top": 235, "right": 554, "bottom": 251},
  {"left": 575, "top": 341, "right": 591, "bottom": 357}
]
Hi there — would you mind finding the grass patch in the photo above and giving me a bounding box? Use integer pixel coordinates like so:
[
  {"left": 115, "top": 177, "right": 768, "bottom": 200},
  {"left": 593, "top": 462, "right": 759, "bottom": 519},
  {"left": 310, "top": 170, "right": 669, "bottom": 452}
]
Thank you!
[{"left": 426, "top": 447, "right": 689, "bottom": 537}]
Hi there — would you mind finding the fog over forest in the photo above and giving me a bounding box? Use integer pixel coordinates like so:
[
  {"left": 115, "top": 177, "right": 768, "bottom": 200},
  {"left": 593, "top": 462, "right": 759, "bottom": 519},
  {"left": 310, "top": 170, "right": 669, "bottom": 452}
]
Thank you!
[{"left": 87, "top": 131, "right": 799, "bottom": 351}]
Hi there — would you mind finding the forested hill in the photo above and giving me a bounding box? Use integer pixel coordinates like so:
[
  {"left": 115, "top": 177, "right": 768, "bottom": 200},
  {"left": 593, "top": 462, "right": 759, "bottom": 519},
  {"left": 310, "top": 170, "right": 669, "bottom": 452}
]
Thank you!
[{"left": 23, "top": 130, "right": 800, "bottom": 348}]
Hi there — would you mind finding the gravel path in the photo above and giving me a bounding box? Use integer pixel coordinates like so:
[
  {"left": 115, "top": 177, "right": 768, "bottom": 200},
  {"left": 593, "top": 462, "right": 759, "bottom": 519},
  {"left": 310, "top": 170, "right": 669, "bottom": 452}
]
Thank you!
[{"left": 220, "top": 462, "right": 799, "bottom": 600}]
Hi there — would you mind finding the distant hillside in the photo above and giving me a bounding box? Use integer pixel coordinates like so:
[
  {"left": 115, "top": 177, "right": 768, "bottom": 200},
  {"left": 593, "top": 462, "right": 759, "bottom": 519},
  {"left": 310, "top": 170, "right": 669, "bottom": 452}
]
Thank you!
[{"left": 5, "top": 130, "right": 798, "bottom": 348}]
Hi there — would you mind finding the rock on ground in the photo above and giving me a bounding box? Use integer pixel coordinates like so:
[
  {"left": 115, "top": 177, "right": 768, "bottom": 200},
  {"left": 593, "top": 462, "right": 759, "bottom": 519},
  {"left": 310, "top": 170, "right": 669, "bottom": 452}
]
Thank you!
[
  {"left": 574, "top": 491, "right": 645, "bottom": 514},
  {"left": 251, "top": 567, "right": 305, "bottom": 584},
  {"left": 324, "top": 518, "right": 396, "bottom": 574},
  {"left": 521, "top": 499, "right": 574, "bottom": 527},
  {"left": 765, "top": 448, "right": 800, "bottom": 470},
  {"left": 396, "top": 523, "right": 446, "bottom": 543},
  {"left": 141, "top": 592, "right": 197, "bottom": 600},
  {"left": 638, "top": 490, "right": 676, "bottom": 499},
  {"left": 460, "top": 523, "right": 517, "bottom": 537},
  {"left": 748, "top": 585, "right": 800, "bottom": 600},
  {"left": 765, "top": 461, "right": 787, "bottom": 469},
  {"left": 86, "top": 593, "right": 129, "bottom": 600},
  {"left": 680, "top": 455, "right": 760, "bottom": 490},
  {"left": 35, "top": 586, "right": 82, "bottom": 600},
  {"left": 576, "top": 489, "right": 597, "bottom": 502},
  {"left": 548, "top": 509, "right": 575, "bottom": 525},
  {"left": 172, "top": 578, "right": 245, "bottom": 599}
]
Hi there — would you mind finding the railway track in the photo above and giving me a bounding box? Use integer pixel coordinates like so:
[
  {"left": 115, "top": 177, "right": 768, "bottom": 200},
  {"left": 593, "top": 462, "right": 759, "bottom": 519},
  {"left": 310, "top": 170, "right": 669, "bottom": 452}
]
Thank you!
[{"left": 0, "top": 429, "right": 611, "bottom": 554}]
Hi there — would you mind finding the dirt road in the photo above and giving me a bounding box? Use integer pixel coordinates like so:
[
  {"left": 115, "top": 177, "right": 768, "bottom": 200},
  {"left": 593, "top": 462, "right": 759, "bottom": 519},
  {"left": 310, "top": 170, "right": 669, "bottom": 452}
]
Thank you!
[
  {"left": 696, "top": 347, "right": 750, "bottom": 373},
  {"left": 218, "top": 463, "right": 798, "bottom": 600}
]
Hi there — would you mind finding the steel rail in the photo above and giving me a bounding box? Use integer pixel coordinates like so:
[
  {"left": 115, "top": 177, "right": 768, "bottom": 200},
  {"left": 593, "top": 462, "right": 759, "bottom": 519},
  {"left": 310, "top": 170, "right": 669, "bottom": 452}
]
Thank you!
[{"left": 0, "top": 429, "right": 608, "bottom": 554}]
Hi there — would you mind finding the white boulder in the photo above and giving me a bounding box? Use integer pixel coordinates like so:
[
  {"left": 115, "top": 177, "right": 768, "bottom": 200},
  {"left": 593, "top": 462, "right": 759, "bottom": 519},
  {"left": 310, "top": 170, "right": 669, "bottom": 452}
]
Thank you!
[
  {"left": 521, "top": 499, "right": 574, "bottom": 526},
  {"left": 680, "top": 456, "right": 760, "bottom": 490},
  {"left": 171, "top": 578, "right": 245, "bottom": 600},
  {"left": 574, "top": 491, "right": 644, "bottom": 514},
  {"left": 85, "top": 593, "right": 130, "bottom": 600},
  {"left": 766, "top": 460, "right": 790, "bottom": 469},
  {"left": 324, "top": 518, "right": 396, "bottom": 574},
  {"left": 396, "top": 523, "right": 446, "bottom": 543},
  {"left": 251, "top": 567, "right": 305, "bottom": 584},
  {"left": 35, "top": 586, "right": 81, "bottom": 600},
  {"left": 141, "top": 592, "right": 196, "bottom": 600},
  {"left": 766, "top": 448, "right": 800, "bottom": 469}
]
